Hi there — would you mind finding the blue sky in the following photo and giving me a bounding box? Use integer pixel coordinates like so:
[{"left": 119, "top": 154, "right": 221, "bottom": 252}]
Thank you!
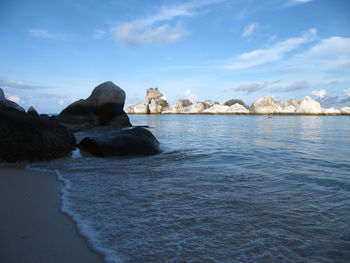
[{"left": 1, "top": 0, "right": 350, "bottom": 113}]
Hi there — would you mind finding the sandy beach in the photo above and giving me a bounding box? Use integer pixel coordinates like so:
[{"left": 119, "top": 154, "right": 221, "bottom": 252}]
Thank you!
[{"left": 0, "top": 164, "right": 105, "bottom": 263}]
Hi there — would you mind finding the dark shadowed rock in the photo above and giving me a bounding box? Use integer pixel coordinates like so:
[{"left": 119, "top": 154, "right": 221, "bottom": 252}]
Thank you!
[
  {"left": 0, "top": 88, "right": 5, "bottom": 101},
  {"left": 56, "top": 81, "right": 131, "bottom": 131},
  {"left": 78, "top": 127, "right": 160, "bottom": 157},
  {"left": 0, "top": 108, "right": 76, "bottom": 162},
  {"left": 27, "top": 106, "right": 39, "bottom": 117},
  {"left": 0, "top": 88, "right": 25, "bottom": 113}
]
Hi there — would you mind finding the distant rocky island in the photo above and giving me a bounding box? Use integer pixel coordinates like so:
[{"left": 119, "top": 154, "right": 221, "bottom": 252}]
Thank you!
[{"left": 127, "top": 88, "right": 350, "bottom": 115}]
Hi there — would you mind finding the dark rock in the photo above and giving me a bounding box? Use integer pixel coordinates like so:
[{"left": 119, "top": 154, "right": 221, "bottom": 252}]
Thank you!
[
  {"left": 56, "top": 81, "right": 131, "bottom": 131},
  {"left": 0, "top": 107, "right": 76, "bottom": 162},
  {"left": 27, "top": 106, "right": 39, "bottom": 117},
  {"left": 78, "top": 127, "right": 160, "bottom": 157},
  {"left": 0, "top": 88, "right": 25, "bottom": 113}
]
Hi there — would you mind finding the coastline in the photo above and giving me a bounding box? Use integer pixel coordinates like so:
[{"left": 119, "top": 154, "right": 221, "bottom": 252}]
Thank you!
[{"left": 0, "top": 164, "right": 105, "bottom": 263}]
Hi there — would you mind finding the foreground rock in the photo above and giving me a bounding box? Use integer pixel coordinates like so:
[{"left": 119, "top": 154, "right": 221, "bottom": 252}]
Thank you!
[
  {"left": 251, "top": 96, "right": 282, "bottom": 114},
  {"left": 56, "top": 81, "right": 131, "bottom": 131},
  {"left": 0, "top": 108, "right": 76, "bottom": 162},
  {"left": 296, "top": 96, "right": 322, "bottom": 114},
  {"left": 78, "top": 127, "right": 160, "bottom": 157},
  {"left": 0, "top": 88, "right": 25, "bottom": 112},
  {"left": 27, "top": 106, "right": 39, "bottom": 117}
]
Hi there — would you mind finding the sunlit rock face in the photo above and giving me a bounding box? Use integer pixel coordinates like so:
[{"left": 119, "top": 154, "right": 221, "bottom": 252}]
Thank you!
[
  {"left": 203, "top": 104, "right": 230, "bottom": 114},
  {"left": 126, "top": 103, "right": 149, "bottom": 114},
  {"left": 175, "top": 99, "right": 193, "bottom": 111},
  {"left": 145, "top": 88, "right": 163, "bottom": 104},
  {"left": 296, "top": 96, "right": 322, "bottom": 114},
  {"left": 227, "top": 103, "right": 249, "bottom": 113},
  {"left": 322, "top": 108, "right": 340, "bottom": 114},
  {"left": 178, "top": 103, "right": 205, "bottom": 113},
  {"left": 251, "top": 96, "right": 282, "bottom": 114},
  {"left": 341, "top": 107, "right": 350, "bottom": 114}
]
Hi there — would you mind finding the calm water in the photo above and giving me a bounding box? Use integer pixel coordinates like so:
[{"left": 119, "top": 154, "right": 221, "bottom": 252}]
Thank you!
[{"left": 29, "top": 115, "right": 350, "bottom": 263}]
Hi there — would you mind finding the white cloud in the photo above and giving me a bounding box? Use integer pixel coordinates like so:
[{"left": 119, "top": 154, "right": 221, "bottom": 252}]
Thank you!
[
  {"left": 59, "top": 99, "right": 64, "bottom": 105},
  {"left": 226, "top": 28, "right": 317, "bottom": 70},
  {"left": 29, "top": 29, "right": 67, "bottom": 41},
  {"left": 115, "top": 0, "right": 221, "bottom": 45},
  {"left": 344, "top": 88, "right": 350, "bottom": 97},
  {"left": 312, "top": 89, "right": 326, "bottom": 99},
  {"left": 7, "top": 95, "right": 21, "bottom": 103},
  {"left": 185, "top": 89, "right": 199, "bottom": 101},
  {"left": 285, "top": 0, "right": 313, "bottom": 7},
  {"left": 93, "top": 29, "right": 106, "bottom": 39},
  {"left": 242, "top": 23, "right": 258, "bottom": 37}
]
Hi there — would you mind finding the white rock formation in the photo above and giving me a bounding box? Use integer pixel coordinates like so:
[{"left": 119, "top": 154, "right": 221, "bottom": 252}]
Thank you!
[
  {"left": 280, "top": 105, "right": 296, "bottom": 113},
  {"left": 341, "top": 107, "right": 350, "bottom": 114},
  {"left": 296, "top": 96, "right": 322, "bottom": 114},
  {"left": 251, "top": 96, "right": 282, "bottom": 114},
  {"left": 322, "top": 107, "right": 340, "bottom": 114},
  {"left": 161, "top": 105, "right": 176, "bottom": 114},
  {"left": 203, "top": 104, "right": 230, "bottom": 114},
  {"left": 280, "top": 99, "right": 300, "bottom": 108},
  {"left": 146, "top": 88, "right": 163, "bottom": 103},
  {"left": 227, "top": 103, "right": 249, "bottom": 113},
  {"left": 126, "top": 103, "right": 149, "bottom": 114},
  {"left": 179, "top": 103, "right": 205, "bottom": 113},
  {"left": 175, "top": 99, "right": 192, "bottom": 110}
]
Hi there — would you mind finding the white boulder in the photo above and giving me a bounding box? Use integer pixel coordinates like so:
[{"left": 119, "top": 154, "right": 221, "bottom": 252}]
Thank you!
[
  {"left": 203, "top": 104, "right": 230, "bottom": 114},
  {"left": 251, "top": 96, "right": 282, "bottom": 114},
  {"left": 341, "top": 107, "right": 350, "bottom": 114},
  {"left": 126, "top": 103, "right": 149, "bottom": 114},
  {"left": 322, "top": 107, "right": 340, "bottom": 114},
  {"left": 179, "top": 103, "right": 205, "bottom": 113},
  {"left": 296, "top": 96, "right": 322, "bottom": 114},
  {"left": 227, "top": 103, "right": 249, "bottom": 113}
]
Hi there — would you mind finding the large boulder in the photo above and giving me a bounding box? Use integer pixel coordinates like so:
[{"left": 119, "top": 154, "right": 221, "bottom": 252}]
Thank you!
[
  {"left": 296, "top": 96, "right": 322, "bottom": 114},
  {"left": 280, "top": 99, "right": 300, "bottom": 108},
  {"left": 175, "top": 99, "right": 192, "bottom": 111},
  {"left": 227, "top": 103, "right": 250, "bottom": 113},
  {"left": 202, "top": 100, "right": 219, "bottom": 109},
  {"left": 0, "top": 88, "right": 25, "bottom": 112},
  {"left": 56, "top": 81, "right": 131, "bottom": 131},
  {"left": 78, "top": 127, "right": 160, "bottom": 157},
  {"left": 0, "top": 108, "right": 76, "bottom": 162},
  {"left": 146, "top": 88, "right": 163, "bottom": 103},
  {"left": 203, "top": 104, "right": 230, "bottom": 114},
  {"left": 149, "top": 98, "right": 168, "bottom": 114},
  {"left": 341, "top": 107, "right": 350, "bottom": 114},
  {"left": 322, "top": 108, "right": 340, "bottom": 114},
  {"left": 126, "top": 103, "right": 149, "bottom": 114},
  {"left": 251, "top": 96, "right": 282, "bottom": 114},
  {"left": 179, "top": 103, "right": 205, "bottom": 113},
  {"left": 279, "top": 105, "right": 296, "bottom": 113}
]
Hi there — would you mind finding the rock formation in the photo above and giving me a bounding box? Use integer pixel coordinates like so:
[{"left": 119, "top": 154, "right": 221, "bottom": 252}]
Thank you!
[
  {"left": 126, "top": 103, "right": 149, "bottom": 114},
  {"left": 227, "top": 103, "right": 250, "bottom": 113},
  {"left": 78, "top": 127, "right": 160, "bottom": 157},
  {"left": 27, "top": 106, "right": 39, "bottom": 117},
  {"left": 0, "top": 88, "right": 25, "bottom": 112},
  {"left": 0, "top": 107, "right": 76, "bottom": 162},
  {"left": 296, "top": 96, "right": 322, "bottom": 114},
  {"left": 251, "top": 96, "right": 282, "bottom": 114},
  {"left": 56, "top": 81, "right": 131, "bottom": 131},
  {"left": 149, "top": 98, "right": 169, "bottom": 114},
  {"left": 341, "top": 107, "right": 350, "bottom": 114},
  {"left": 322, "top": 108, "right": 340, "bottom": 114},
  {"left": 146, "top": 88, "right": 163, "bottom": 103},
  {"left": 175, "top": 99, "right": 192, "bottom": 110},
  {"left": 0, "top": 88, "right": 5, "bottom": 101},
  {"left": 203, "top": 104, "right": 230, "bottom": 114}
]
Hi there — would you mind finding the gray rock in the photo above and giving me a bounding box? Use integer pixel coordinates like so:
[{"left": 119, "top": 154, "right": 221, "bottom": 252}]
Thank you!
[
  {"left": 0, "top": 88, "right": 5, "bottom": 101},
  {"left": 56, "top": 81, "right": 131, "bottom": 131},
  {"left": 179, "top": 103, "right": 205, "bottom": 113},
  {"left": 78, "top": 127, "right": 160, "bottom": 157},
  {"left": 149, "top": 99, "right": 168, "bottom": 114},
  {"left": 0, "top": 107, "right": 76, "bottom": 162},
  {"left": 0, "top": 89, "right": 25, "bottom": 112},
  {"left": 175, "top": 99, "right": 192, "bottom": 111}
]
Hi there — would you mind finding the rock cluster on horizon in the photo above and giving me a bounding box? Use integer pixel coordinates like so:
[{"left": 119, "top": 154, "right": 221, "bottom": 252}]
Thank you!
[{"left": 126, "top": 88, "right": 349, "bottom": 115}]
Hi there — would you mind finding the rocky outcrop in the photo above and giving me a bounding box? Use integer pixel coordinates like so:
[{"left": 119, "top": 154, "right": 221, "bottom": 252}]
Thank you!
[
  {"left": 227, "top": 103, "right": 249, "bottom": 113},
  {"left": 341, "top": 107, "right": 350, "bottom": 114},
  {"left": 251, "top": 96, "right": 282, "bottom": 114},
  {"left": 279, "top": 105, "right": 296, "bottom": 113},
  {"left": 78, "top": 127, "right": 160, "bottom": 157},
  {"left": 280, "top": 99, "right": 300, "bottom": 108},
  {"left": 322, "top": 108, "right": 340, "bottom": 114},
  {"left": 0, "top": 107, "right": 76, "bottom": 162},
  {"left": 0, "top": 88, "right": 25, "bottom": 112},
  {"left": 146, "top": 88, "right": 163, "bottom": 103},
  {"left": 202, "top": 100, "right": 219, "bottom": 109},
  {"left": 149, "top": 99, "right": 168, "bottom": 114},
  {"left": 0, "top": 88, "right": 5, "bottom": 101},
  {"left": 27, "top": 106, "right": 39, "bottom": 117},
  {"left": 175, "top": 99, "right": 192, "bottom": 111},
  {"left": 56, "top": 81, "right": 131, "bottom": 131},
  {"left": 203, "top": 104, "right": 230, "bottom": 114},
  {"left": 178, "top": 103, "right": 205, "bottom": 113},
  {"left": 126, "top": 103, "right": 149, "bottom": 114},
  {"left": 296, "top": 96, "right": 322, "bottom": 114}
]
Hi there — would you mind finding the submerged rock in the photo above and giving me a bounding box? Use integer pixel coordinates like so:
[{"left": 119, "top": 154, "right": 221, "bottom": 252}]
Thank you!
[
  {"left": 78, "top": 127, "right": 160, "bottom": 157},
  {"left": 56, "top": 81, "right": 131, "bottom": 131},
  {"left": 296, "top": 96, "right": 322, "bottom": 114},
  {"left": 0, "top": 107, "right": 76, "bottom": 162},
  {"left": 251, "top": 96, "right": 282, "bottom": 114}
]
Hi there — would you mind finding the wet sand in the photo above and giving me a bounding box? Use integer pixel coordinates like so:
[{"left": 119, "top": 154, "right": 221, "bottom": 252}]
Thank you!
[{"left": 0, "top": 164, "right": 105, "bottom": 263}]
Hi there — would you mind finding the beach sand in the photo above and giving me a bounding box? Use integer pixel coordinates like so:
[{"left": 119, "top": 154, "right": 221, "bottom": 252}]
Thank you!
[{"left": 0, "top": 164, "right": 105, "bottom": 263}]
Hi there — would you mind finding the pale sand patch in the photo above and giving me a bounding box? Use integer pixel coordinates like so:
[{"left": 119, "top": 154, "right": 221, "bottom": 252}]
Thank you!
[{"left": 0, "top": 164, "right": 105, "bottom": 263}]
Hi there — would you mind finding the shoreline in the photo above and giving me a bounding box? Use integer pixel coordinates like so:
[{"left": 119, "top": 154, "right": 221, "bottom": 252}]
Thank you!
[
  {"left": 127, "top": 112, "right": 350, "bottom": 116},
  {"left": 0, "top": 164, "right": 105, "bottom": 263}
]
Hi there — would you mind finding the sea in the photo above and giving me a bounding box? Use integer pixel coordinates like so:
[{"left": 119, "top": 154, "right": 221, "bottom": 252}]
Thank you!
[{"left": 28, "top": 115, "right": 350, "bottom": 263}]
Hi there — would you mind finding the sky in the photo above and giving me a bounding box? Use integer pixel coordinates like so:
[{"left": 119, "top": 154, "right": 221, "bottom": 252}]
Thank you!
[{"left": 1, "top": 0, "right": 350, "bottom": 113}]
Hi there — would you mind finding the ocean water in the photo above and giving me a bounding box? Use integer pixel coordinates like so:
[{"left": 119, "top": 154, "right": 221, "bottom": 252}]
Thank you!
[{"left": 29, "top": 115, "right": 350, "bottom": 263}]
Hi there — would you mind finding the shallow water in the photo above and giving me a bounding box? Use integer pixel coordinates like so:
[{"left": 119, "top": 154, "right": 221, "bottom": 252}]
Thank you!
[{"left": 30, "top": 115, "right": 350, "bottom": 263}]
